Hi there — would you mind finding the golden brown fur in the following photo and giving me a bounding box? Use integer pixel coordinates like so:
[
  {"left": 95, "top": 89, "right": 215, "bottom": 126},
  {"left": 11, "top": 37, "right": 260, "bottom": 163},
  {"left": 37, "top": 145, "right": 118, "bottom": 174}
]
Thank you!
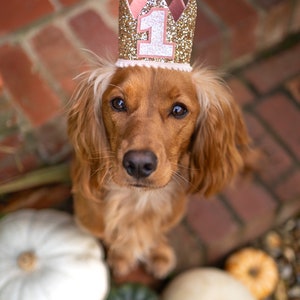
[{"left": 68, "top": 58, "right": 254, "bottom": 278}]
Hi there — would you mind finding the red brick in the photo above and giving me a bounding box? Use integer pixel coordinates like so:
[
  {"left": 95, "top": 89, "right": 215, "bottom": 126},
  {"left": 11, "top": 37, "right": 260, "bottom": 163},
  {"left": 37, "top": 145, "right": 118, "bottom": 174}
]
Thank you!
[
  {"left": 276, "top": 199, "right": 300, "bottom": 225},
  {"left": 230, "top": 17, "right": 258, "bottom": 59},
  {"left": 202, "top": 0, "right": 259, "bottom": 58},
  {"left": 206, "top": 229, "right": 243, "bottom": 263},
  {"left": 254, "top": 0, "right": 286, "bottom": 10},
  {"left": 203, "top": 0, "right": 257, "bottom": 26},
  {"left": 69, "top": 9, "right": 118, "bottom": 59},
  {"left": 194, "top": 8, "right": 220, "bottom": 43},
  {"left": 291, "top": 0, "right": 300, "bottom": 32},
  {"left": 243, "top": 43, "right": 300, "bottom": 93},
  {"left": 0, "top": 44, "right": 62, "bottom": 126},
  {"left": 192, "top": 38, "right": 222, "bottom": 67},
  {"left": 187, "top": 195, "right": 242, "bottom": 262},
  {"left": 58, "top": 0, "right": 82, "bottom": 7},
  {"left": 259, "top": 1, "right": 293, "bottom": 49},
  {"left": 256, "top": 93, "right": 300, "bottom": 160},
  {"left": 0, "top": 0, "right": 53, "bottom": 36},
  {"left": 107, "top": 0, "right": 119, "bottom": 18},
  {"left": 224, "top": 181, "right": 277, "bottom": 223},
  {"left": 227, "top": 77, "right": 255, "bottom": 106},
  {"left": 168, "top": 223, "right": 204, "bottom": 272},
  {"left": 187, "top": 195, "right": 239, "bottom": 244},
  {"left": 286, "top": 75, "right": 300, "bottom": 103},
  {"left": 224, "top": 181, "right": 278, "bottom": 242},
  {"left": 31, "top": 25, "right": 86, "bottom": 98},
  {"left": 242, "top": 210, "right": 276, "bottom": 242},
  {"left": 0, "top": 73, "right": 3, "bottom": 93},
  {"left": 275, "top": 170, "right": 300, "bottom": 202},
  {"left": 244, "top": 113, "right": 293, "bottom": 184},
  {"left": 192, "top": 9, "right": 222, "bottom": 66},
  {"left": 35, "top": 116, "right": 71, "bottom": 164}
]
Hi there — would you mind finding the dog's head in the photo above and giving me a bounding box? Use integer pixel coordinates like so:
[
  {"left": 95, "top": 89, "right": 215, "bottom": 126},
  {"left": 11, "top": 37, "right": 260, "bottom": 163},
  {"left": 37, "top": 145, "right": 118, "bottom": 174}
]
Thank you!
[
  {"left": 68, "top": 59, "right": 252, "bottom": 196},
  {"left": 101, "top": 66, "right": 200, "bottom": 189}
]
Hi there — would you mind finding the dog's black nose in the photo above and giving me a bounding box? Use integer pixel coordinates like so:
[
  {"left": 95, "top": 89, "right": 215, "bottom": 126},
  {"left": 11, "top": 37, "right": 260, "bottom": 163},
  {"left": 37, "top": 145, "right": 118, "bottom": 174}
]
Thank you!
[{"left": 123, "top": 150, "right": 157, "bottom": 179}]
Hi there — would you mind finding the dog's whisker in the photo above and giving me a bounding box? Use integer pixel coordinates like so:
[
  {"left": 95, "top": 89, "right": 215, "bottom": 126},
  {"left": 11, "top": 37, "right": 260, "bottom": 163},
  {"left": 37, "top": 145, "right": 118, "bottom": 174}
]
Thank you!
[
  {"left": 170, "top": 161, "right": 202, "bottom": 173},
  {"left": 85, "top": 152, "right": 115, "bottom": 160},
  {"left": 90, "top": 155, "right": 114, "bottom": 161},
  {"left": 171, "top": 170, "right": 190, "bottom": 187},
  {"left": 169, "top": 164, "right": 203, "bottom": 192}
]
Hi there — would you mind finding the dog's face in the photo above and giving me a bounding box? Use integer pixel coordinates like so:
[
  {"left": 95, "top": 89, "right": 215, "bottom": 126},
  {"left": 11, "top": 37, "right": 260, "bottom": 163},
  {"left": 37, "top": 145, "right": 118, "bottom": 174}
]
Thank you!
[
  {"left": 101, "top": 67, "right": 200, "bottom": 189},
  {"left": 69, "top": 61, "right": 252, "bottom": 197}
]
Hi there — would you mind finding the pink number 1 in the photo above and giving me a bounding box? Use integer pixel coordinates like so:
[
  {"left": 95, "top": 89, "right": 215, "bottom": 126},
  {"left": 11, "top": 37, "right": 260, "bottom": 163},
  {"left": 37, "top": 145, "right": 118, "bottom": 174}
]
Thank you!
[{"left": 137, "top": 8, "right": 175, "bottom": 59}]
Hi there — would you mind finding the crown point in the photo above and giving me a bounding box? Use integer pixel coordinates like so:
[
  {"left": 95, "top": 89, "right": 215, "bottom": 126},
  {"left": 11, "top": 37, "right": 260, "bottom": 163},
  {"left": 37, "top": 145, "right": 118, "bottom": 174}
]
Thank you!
[
  {"left": 130, "top": 0, "right": 148, "bottom": 18},
  {"left": 118, "top": 0, "right": 197, "bottom": 71},
  {"left": 169, "top": 0, "right": 186, "bottom": 21}
]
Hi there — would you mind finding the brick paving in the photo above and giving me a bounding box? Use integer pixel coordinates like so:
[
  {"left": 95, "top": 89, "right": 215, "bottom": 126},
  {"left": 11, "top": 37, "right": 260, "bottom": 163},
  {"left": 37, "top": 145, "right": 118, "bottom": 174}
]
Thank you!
[{"left": 0, "top": 0, "right": 299, "bottom": 285}]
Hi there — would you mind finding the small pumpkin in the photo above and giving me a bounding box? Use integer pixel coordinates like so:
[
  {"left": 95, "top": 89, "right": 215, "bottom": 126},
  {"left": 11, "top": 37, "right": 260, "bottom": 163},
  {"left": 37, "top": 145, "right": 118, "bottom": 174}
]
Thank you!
[
  {"left": 225, "top": 247, "right": 279, "bottom": 299},
  {"left": 0, "top": 209, "right": 109, "bottom": 300},
  {"left": 107, "top": 283, "right": 159, "bottom": 300},
  {"left": 162, "top": 268, "right": 255, "bottom": 300}
]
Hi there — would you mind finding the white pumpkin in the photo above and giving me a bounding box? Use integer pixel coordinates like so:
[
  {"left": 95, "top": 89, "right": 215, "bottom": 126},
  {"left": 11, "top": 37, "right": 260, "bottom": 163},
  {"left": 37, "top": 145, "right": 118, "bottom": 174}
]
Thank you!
[
  {"left": 0, "top": 209, "right": 109, "bottom": 300},
  {"left": 162, "top": 268, "right": 255, "bottom": 300}
]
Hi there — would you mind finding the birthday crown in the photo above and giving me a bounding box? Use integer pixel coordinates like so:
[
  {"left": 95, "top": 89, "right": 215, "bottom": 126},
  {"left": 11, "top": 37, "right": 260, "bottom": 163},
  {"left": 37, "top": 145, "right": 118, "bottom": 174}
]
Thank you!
[{"left": 116, "top": 0, "right": 197, "bottom": 72}]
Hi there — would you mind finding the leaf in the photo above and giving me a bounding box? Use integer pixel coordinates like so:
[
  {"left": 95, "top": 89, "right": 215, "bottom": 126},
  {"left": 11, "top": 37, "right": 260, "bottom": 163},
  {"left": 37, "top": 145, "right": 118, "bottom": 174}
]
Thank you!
[{"left": 0, "top": 163, "right": 70, "bottom": 195}]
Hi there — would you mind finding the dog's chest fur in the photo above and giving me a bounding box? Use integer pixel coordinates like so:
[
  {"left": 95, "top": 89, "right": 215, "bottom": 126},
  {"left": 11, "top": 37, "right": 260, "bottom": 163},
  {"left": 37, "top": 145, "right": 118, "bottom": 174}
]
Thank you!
[{"left": 102, "top": 182, "right": 177, "bottom": 259}]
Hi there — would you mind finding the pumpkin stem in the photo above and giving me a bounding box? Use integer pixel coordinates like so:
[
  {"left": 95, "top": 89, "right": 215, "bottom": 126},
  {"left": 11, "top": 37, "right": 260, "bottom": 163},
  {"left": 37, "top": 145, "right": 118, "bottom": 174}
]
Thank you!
[
  {"left": 248, "top": 266, "right": 260, "bottom": 278},
  {"left": 17, "top": 251, "right": 37, "bottom": 272}
]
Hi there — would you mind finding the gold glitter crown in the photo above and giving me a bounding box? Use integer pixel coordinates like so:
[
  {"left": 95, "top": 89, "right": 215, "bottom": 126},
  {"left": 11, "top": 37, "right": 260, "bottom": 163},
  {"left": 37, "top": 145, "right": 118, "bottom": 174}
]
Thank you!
[{"left": 116, "top": 0, "right": 197, "bottom": 71}]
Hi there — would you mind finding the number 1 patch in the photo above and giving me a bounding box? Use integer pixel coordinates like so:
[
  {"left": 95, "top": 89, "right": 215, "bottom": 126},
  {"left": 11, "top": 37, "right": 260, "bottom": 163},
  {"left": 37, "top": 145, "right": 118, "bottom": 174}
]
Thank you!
[{"left": 137, "top": 8, "right": 175, "bottom": 59}]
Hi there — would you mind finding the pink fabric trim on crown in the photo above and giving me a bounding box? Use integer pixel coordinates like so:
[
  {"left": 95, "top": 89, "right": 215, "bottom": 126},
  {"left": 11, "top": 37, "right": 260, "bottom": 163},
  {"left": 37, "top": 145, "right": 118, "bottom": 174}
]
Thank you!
[
  {"left": 130, "top": 0, "right": 147, "bottom": 18},
  {"left": 169, "top": 0, "right": 186, "bottom": 21},
  {"left": 115, "top": 59, "right": 192, "bottom": 72},
  {"left": 129, "top": 0, "right": 187, "bottom": 21}
]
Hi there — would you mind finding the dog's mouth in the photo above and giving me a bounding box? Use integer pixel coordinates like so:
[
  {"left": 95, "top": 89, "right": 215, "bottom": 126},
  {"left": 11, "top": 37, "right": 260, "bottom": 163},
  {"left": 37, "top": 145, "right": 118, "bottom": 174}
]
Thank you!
[
  {"left": 131, "top": 183, "right": 148, "bottom": 188},
  {"left": 128, "top": 181, "right": 166, "bottom": 190}
]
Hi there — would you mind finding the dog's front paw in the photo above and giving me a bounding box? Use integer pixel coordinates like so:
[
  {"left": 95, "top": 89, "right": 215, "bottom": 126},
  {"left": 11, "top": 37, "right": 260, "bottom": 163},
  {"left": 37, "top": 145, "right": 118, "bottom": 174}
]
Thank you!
[
  {"left": 108, "top": 251, "right": 136, "bottom": 277},
  {"left": 146, "top": 243, "right": 176, "bottom": 278}
]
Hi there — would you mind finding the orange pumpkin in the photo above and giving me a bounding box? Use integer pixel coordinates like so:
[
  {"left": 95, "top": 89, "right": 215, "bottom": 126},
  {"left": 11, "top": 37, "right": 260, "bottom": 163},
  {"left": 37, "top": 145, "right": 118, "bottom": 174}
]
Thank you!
[{"left": 225, "top": 248, "right": 279, "bottom": 300}]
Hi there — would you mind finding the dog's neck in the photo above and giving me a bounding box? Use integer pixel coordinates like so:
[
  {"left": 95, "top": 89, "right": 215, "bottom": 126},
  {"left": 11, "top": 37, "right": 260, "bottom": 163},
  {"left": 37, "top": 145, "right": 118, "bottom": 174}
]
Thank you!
[{"left": 104, "top": 180, "right": 180, "bottom": 214}]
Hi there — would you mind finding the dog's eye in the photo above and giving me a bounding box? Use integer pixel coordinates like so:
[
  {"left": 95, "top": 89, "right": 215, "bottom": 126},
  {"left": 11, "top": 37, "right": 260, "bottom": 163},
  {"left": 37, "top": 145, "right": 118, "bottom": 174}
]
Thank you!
[
  {"left": 110, "top": 97, "right": 127, "bottom": 112},
  {"left": 170, "top": 103, "right": 188, "bottom": 119}
]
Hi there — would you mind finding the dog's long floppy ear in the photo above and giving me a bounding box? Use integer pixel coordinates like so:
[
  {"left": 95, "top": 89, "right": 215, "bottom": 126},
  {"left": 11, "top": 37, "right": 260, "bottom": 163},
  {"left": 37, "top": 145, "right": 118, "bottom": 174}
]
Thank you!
[
  {"left": 189, "top": 67, "right": 252, "bottom": 196},
  {"left": 67, "top": 59, "right": 116, "bottom": 199}
]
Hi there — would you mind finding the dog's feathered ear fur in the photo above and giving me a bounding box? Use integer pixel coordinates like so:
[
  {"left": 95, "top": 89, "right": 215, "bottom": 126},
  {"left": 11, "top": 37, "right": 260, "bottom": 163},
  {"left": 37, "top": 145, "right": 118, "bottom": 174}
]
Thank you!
[
  {"left": 189, "top": 67, "right": 253, "bottom": 196},
  {"left": 67, "top": 59, "right": 116, "bottom": 201}
]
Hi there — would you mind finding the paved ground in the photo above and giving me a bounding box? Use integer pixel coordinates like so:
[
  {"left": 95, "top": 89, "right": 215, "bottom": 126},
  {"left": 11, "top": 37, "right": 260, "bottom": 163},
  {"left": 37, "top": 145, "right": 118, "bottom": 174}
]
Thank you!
[
  {"left": 0, "top": 0, "right": 299, "bottom": 289},
  {"left": 172, "top": 37, "right": 300, "bottom": 270}
]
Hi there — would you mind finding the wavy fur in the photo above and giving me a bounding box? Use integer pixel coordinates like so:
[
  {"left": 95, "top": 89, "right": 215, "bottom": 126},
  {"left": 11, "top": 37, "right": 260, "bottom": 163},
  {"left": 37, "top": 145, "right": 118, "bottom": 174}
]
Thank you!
[{"left": 67, "top": 60, "right": 255, "bottom": 278}]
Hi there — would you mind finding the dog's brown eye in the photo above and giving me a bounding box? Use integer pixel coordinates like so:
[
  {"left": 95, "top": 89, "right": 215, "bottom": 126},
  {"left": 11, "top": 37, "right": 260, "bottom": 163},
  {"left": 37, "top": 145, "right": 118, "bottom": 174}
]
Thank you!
[
  {"left": 110, "top": 97, "right": 127, "bottom": 112},
  {"left": 171, "top": 103, "right": 188, "bottom": 119}
]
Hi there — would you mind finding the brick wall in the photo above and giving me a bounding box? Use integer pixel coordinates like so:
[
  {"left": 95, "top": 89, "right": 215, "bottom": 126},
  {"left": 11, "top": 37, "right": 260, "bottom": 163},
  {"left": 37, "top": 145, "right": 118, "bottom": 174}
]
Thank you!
[{"left": 0, "top": 0, "right": 299, "bottom": 184}]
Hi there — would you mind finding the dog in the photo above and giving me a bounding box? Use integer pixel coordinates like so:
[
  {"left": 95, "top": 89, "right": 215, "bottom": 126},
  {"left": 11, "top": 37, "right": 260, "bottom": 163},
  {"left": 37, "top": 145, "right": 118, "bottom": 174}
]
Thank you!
[{"left": 67, "top": 58, "right": 255, "bottom": 278}]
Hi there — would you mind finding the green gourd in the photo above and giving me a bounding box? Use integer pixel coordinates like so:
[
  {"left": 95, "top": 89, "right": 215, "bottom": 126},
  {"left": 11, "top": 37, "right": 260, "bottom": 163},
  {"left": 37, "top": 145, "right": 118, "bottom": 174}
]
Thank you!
[{"left": 107, "top": 283, "right": 158, "bottom": 300}]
